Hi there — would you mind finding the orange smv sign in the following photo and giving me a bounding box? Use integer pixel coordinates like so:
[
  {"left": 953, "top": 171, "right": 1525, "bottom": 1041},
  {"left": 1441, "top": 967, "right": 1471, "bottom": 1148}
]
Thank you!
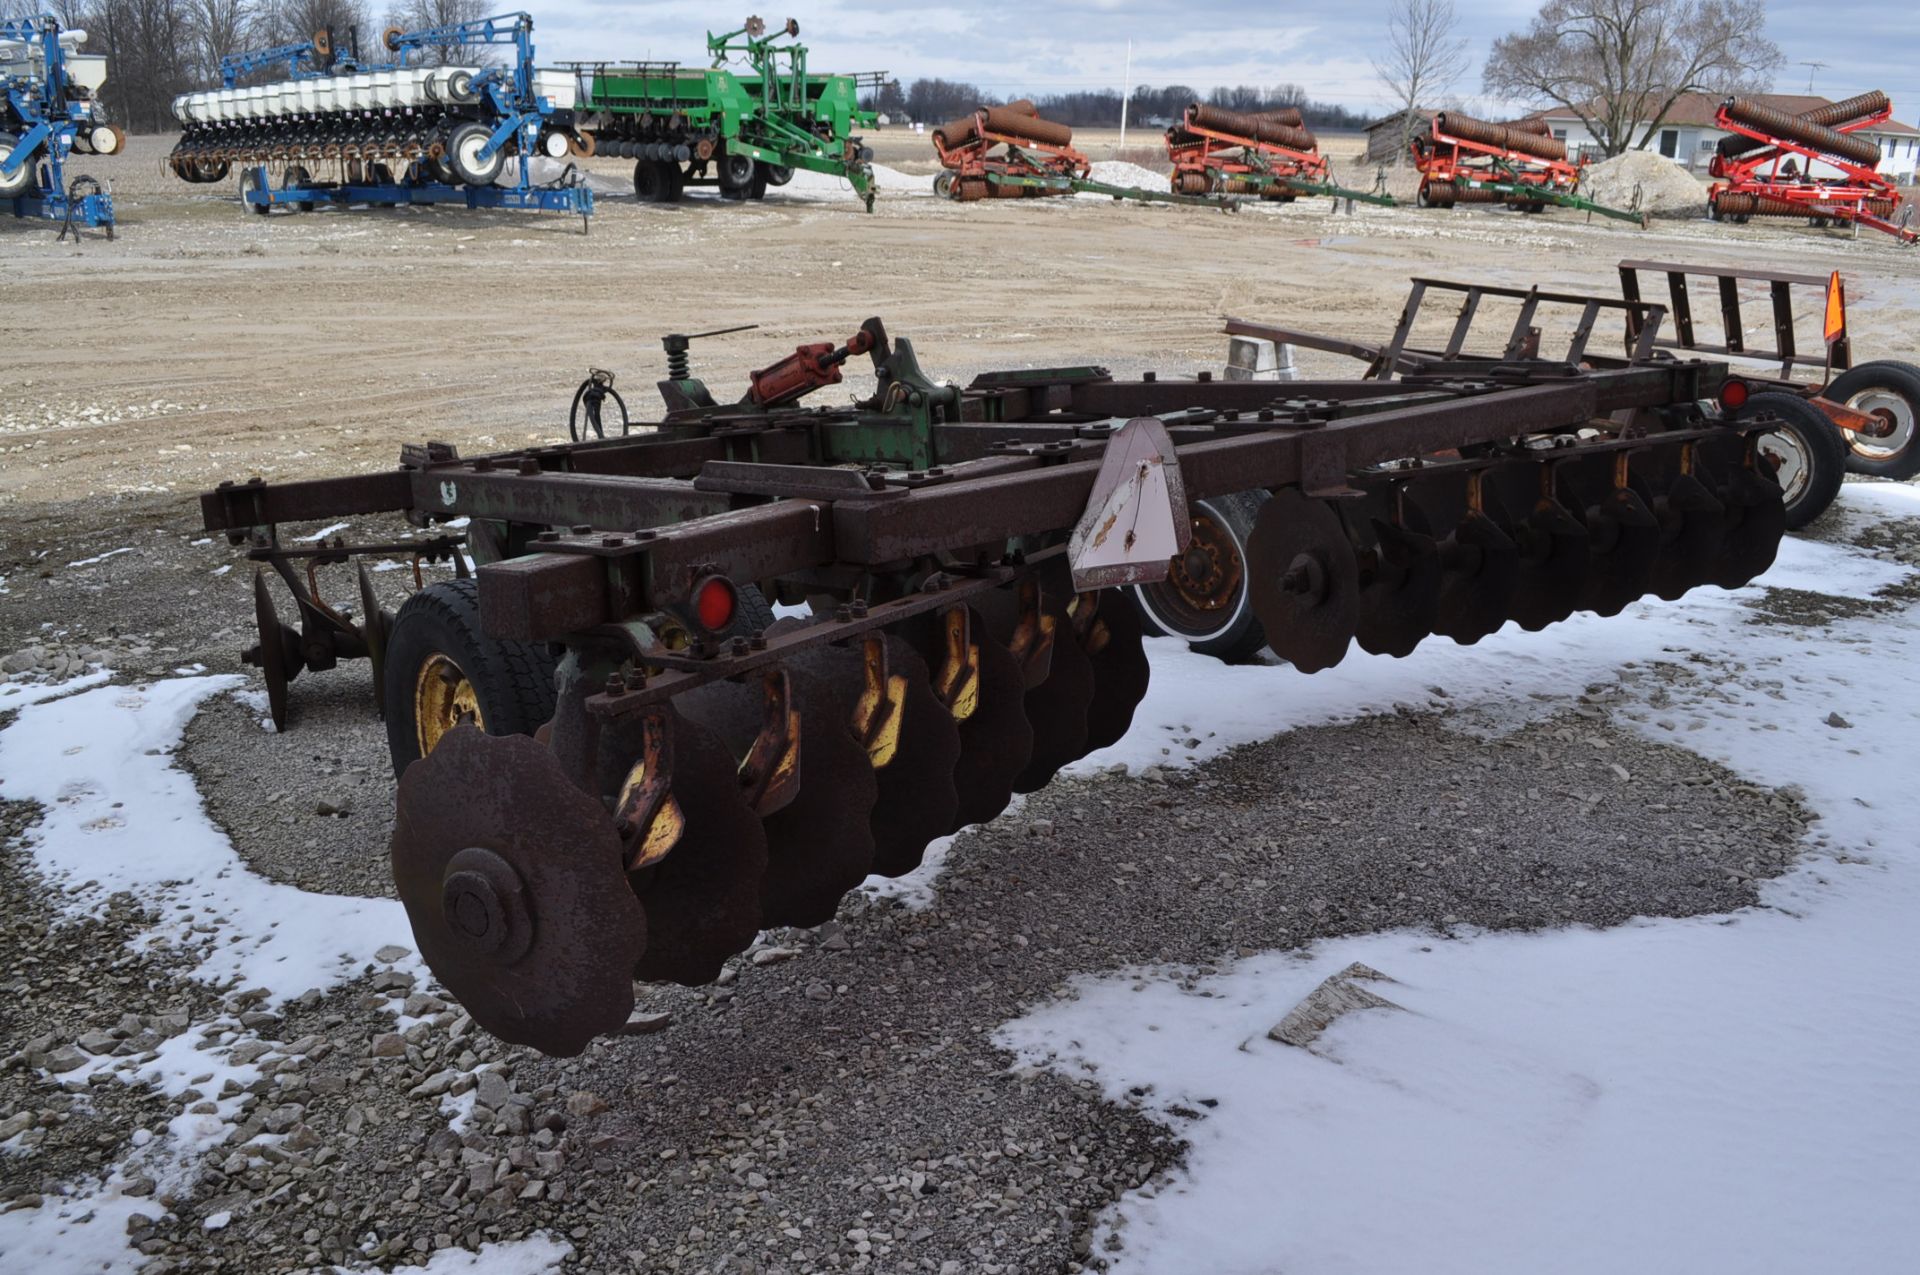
[{"left": 1824, "top": 271, "right": 1847, "bottom": 347}]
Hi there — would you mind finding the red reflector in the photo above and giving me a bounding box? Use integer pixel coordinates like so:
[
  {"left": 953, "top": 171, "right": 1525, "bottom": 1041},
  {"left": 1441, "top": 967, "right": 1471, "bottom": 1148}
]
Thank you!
[
  {"left": 1720, "top": 378, "right": 1750, "bottom": 409},
  {"left": 694, "top": 576, "right": 736, "bottom": 632}
]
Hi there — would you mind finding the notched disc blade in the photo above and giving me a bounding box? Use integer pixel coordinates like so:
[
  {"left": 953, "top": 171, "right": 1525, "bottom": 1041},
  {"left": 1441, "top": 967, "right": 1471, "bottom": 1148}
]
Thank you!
[
  {"left": 1076, "top": 589, "right": 1151, "bottom": 754},
  {"left": 1569, "top": 480, "right": 1661, "bottom": 617},
  {"left": 932, "top": 605, "right": 1034, "bottom": 831},
  {"left": 1351, "top": 511, "right": 1439, "bottom": 659},
  {"left": 1696, "top": 437, "right": 1785, "bottom": 588},
  {"left": 1424, "top": 507, "right": 1520, "bottom": 646},
  {"left": 1646, "top": 472, "right": 1726, "bottom": 601},
  {"left": 598, "top": 708, "right": 768, "bottom": 986},
  {"left": 795, "top": 637, "right": 961, "bottom": 879},
  {"left": 248, "top": 569, "right": 301, "bottom": 731},
  {"left": 1247, "top": 487, "right": 1360, "bottom": 673},
  {"left": 1506, "top": 496, "right": 1588, "bottom": 632},
  {"left": 1012, "top": 586, "right": 1097, "bottom": 794},
  {"left": 390, "top": 727, "right": 645, "bottom": 1057},
  {"left": 679, "top": 666, "right": 878, "bottom": 930},
  {"left": 357, "top": 560, "right": 393, "bottom": 719}
]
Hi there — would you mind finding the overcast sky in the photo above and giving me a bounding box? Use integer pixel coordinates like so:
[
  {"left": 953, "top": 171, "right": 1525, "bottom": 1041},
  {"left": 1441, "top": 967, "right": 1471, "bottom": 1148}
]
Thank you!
[{"left": 526, "top": 2, "right": 1920, "bottom": 122}]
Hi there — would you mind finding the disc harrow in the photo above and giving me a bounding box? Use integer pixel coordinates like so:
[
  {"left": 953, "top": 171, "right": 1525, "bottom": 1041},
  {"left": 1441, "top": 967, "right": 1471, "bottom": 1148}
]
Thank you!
[{"left": 201, "top": 308, "right": 1788, "bottom": 1056}]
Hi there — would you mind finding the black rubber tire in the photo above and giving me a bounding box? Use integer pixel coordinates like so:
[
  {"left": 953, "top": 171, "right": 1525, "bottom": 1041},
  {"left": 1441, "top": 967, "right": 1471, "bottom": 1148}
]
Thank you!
[
  {"left": 0, "top": 134, "right": 33, "bottom": 198},
  {"left": 447, "top": 121, "right": 505, "bottom": 186},
  {"left": 282, "top": 165, "right": 315, "bottom": 213},
  {"left": 727, "top": 584, "right": 776, "bottom": 638},
  {"left": 1129, "top": 490, "right": 1269, "bottom": 661},
  {"left": 662, "top": 162, "right": 684, "bottom": 203},
  {"left": 763, "top": 163, "right": 793, "bottom": 186},
  {"left": 1827, "top": 360, "right": 1920, "bottom": 480},
  {"left": 1735, "top": 392, "right": 1849, "bottom": 531},
  {"left": 241, "top": 167, "right": 271, "bottom": 214},
  {"left": 632, "top": 159, "right": 665, "bottom": 202},
  {"left": 382, "top": 579, "right": 560, "bottom": 780},
  {"left": 747, "top": 172, "right": 768, "bottom": 200}
]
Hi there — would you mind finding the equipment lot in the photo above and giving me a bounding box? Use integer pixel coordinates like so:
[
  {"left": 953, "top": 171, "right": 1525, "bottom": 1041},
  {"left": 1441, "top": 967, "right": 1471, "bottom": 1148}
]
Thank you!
[{"left": 3, "top": 131, "right": 1919, "bottom": 1274}]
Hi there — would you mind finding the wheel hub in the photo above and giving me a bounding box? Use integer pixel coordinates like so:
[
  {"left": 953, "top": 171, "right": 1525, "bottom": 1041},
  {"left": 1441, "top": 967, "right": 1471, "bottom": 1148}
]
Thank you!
[{"left": 414, "top": 652, "right": 483, "bottom": 756}]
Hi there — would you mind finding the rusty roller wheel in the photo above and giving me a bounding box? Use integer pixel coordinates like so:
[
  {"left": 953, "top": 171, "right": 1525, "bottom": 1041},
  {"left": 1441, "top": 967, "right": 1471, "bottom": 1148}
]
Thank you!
[
  {"left": 903, "top": 604, "right": 1034, "bottom": 832},
  {"left": 1402, "top": 475, "right": 1519, "bottom": 646},
  {"left": 390, "top": 727, "right": 646, "bottom": 1056},
  {"left": 678, "top": 663, "right": 877, "bottom": 929},
  {"left": 356, "top": 561, "right": 393, "bottom": 719},
  {"left": 1247, "top": 487, "right": 1359, "bottom": 672},
  {"left": 1071, "top": 587, "right": 1150, "bottom": 755},
  {"left": 1639, "top": 454, "right": 1727, "bottom": 602},
  {"left": 1559, "top": 455, "right": 1661, "bottom": 616},
  {"left": 1484, "top": 461, "right": 1589, "bottom": 632},
  {"left": 1694, "top": 433, "right": 1785, "bottom": 588},
  {"left": 593, "top": 706, "right": 768, "bottom": 986},
  {"left": 243, "top": 569, "right": 304, "bottom": 731},
  {"left": 787, "top": 634, "right": 960, "bottom": 879},
  {"left": 1342, "top": 494, "right": 1439, "bottom": 659},
  {"left": 976, "top": 579, "right": 1095, "bottom": 795}
]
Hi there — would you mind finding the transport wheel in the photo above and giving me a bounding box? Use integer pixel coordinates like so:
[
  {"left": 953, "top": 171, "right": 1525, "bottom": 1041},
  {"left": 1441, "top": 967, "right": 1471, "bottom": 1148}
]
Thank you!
[
  {"left": 932, "top": 171, "right": 954, "bottom": 198},
  {"left": 1735, "top": 392, "right": 1848, "bottom": 530},
  {"left": 747, "top": 171, "right": 769, "bottom": 200},
  {"left": 718, "top": 151, "right": 754, "bottom": 189},
  {"left": 763, "top": 163, "right": 793, "bottom": 186},
  {"left": 382, "top": 579, "right": 560, "bottom": 780},
  {"left": 632, "top": 159, "right": 665, "bottom": 202},
  {"left": 1129, "top": 491, "right": 1269, "bottom": 661},
  {"left": 240, "top": 167, "right": 271, "bottom": 214},
  {"left": 662, "top": 163, "right": 685, "bottom": 202},
  {"left": 0, "top": 135, "right": 35, "bottom": 197},
  {"left": 1826, "top": 360, "right": 1920, "bottom": 480},
  {"left": 447, "top": 122, "right": 505, "bottom": 186},
  {"left": 281, "top": 165, "right": 316, "bottom": 213}
]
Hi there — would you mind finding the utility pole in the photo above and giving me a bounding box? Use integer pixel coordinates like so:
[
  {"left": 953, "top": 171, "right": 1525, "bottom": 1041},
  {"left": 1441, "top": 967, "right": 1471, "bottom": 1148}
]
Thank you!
[{"left": 1119, "top": 39, "right": 1132, "bottom": 149}]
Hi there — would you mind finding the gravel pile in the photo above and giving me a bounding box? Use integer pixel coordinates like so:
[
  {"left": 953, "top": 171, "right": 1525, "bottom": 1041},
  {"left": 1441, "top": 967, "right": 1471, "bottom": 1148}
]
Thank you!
[{"left": 1580, "top": 150, "right": 1707, "bottom": 217}]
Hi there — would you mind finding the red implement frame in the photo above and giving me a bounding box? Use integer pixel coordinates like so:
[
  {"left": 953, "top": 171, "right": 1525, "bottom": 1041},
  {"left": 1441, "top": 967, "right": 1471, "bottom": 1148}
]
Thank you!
[
  {"left": 931, "top": 108, "right": 1088, "bottom": 201},
  {"left": 1708, "top": 101, "right": 1917, "bottom": 244},
  {"left": 1411, "top": 116, "right": 1583, "bottom": 209},
  {"left": 1164, "top": 104, "right": 1326, "bottom": 199}
]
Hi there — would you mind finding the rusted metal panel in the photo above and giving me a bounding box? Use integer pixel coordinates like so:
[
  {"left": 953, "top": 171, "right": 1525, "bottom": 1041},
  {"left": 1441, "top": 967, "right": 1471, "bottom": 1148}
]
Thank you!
[
  {"left": 200, "top": 471, "right": 414, "bottom": 531},
  {"left": 409, "top": 470, "right": 731, "bottom": 529},
  {"left": 477, "top": 553, "right": 610, "bottom": 642}
]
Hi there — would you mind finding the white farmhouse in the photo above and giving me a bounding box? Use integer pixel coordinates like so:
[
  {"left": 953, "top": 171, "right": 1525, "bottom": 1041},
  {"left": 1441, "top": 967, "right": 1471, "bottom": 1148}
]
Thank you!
[{"left": 1519, "top": 92, "right": 1918, "bottom": 183}]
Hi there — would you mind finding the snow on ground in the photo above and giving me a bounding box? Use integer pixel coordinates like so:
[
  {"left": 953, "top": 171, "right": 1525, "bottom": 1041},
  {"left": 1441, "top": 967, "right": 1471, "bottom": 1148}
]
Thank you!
[
  {"left": 329, "top": 1232, "right": 572, "bottom": 1274},
  {"left": 1000, "top": 482, "right": 1920, "bottom": 1274},
  {"left": 0, "top": 676, "right": 427, "bottom": 1271},
  {"left": 0, "top": 675, "right": 417, "bottom": 1003}
]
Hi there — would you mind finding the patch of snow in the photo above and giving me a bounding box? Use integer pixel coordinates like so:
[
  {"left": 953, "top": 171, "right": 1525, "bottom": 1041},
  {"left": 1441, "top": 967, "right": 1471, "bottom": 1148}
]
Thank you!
[
  {"left": 65, "top": 546, "right": 134, "bottom": 568},
  {"left": 0, "top": 669, "right": 113, "bottom": 710},
  {"left": 0, "top": 675, "right": 419, "bottom": 1003},
  {"left": 1082, "top": 160, "right": 1168, "bottom": 194},
  {"left": 1000, "top": 481, "right": 1920, "bottom": 1274},
  {"left": 330, "top": 1233, "right": 573, "bottom": 1274},
  {"left": 296, "top": 521, "right": 351, "bottom": 543}
]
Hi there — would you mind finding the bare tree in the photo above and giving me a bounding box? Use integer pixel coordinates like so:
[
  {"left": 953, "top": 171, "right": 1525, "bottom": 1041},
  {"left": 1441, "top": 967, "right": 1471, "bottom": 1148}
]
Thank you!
[
  {"left": 185, "top": 0, "right": 254, "bottom": 82},
  {"left": 1374, "top": 0, "right": 1469, "bottom": 166},
  {"left": 1484, "top": 0, "right": 1783, "bottom": 156},
  {"left": 383, "top": 0, "right": 488, "bottom": 66}
]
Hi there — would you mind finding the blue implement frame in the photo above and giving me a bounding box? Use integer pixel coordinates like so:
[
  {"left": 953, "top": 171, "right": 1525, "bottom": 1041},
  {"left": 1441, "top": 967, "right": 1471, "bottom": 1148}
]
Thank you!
[
  {"left": 227, "top": 12, "right": 589, "bottom": 228},
  {"left": 2, "top": 13, "right": 114, "bottom": 236}
]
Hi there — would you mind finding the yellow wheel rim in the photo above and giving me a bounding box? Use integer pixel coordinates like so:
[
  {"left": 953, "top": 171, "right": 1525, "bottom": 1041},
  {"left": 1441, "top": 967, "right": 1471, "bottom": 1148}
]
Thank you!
[{"left": 414, "top": 652, "right": 484, "bottom": 756}]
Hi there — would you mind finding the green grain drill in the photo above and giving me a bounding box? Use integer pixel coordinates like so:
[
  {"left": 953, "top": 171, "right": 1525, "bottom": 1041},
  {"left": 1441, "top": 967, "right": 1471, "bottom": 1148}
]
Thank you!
[{"left": 569, "top": 16, "right": 878, "bottom": 211}]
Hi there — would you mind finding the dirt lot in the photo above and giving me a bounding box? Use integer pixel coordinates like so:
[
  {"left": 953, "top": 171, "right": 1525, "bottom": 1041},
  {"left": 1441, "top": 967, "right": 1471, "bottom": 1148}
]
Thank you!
[{"left": 2, "top": 131, "right": 1919, "bottom": 1274}]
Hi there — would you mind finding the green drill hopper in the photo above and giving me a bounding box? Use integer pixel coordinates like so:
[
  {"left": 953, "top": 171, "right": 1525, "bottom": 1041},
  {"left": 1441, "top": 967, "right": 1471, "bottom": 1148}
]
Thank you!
[{"left": 568, "top": 16, "right": 879, "bottom": 211}]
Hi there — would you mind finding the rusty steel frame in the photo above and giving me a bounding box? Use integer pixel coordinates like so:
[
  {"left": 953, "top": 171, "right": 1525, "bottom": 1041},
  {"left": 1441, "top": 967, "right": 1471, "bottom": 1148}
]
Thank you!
[
  {"left": 204, "top": 340, "right": 1732, "bottom": 711},
  {"left": 1225, "top": 276, "right": 1670, "bottom": 380}
]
